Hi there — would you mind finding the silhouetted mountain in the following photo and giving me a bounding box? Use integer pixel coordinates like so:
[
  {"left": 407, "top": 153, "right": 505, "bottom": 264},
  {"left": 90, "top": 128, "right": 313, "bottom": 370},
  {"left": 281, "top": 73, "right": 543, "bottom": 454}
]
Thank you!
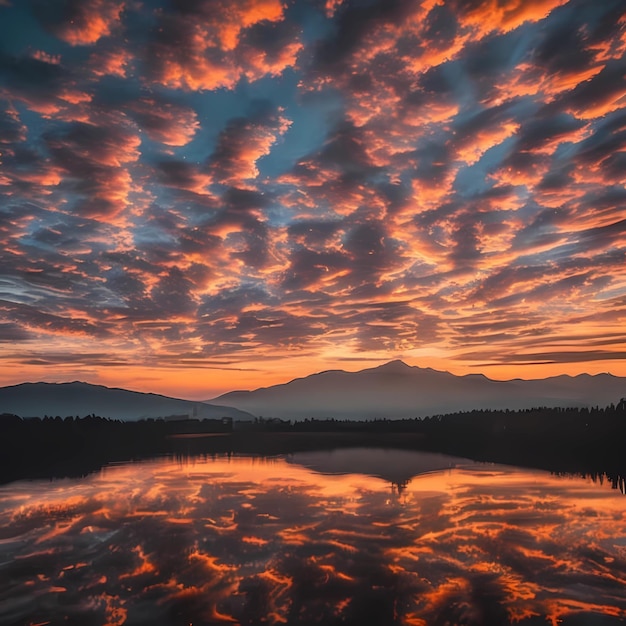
[
  {"left": 211, "top": 360, "right": 626, "bottom": 420},
  {"left": 0, "top": 381, "right": 254, "bottom": 421}
]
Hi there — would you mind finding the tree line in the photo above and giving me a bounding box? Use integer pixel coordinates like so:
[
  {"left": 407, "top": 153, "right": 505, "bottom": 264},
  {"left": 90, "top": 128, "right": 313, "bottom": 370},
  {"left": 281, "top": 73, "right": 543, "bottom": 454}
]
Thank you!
[{"left": 1, "top": 400, "right": 625, "bottom": 486}]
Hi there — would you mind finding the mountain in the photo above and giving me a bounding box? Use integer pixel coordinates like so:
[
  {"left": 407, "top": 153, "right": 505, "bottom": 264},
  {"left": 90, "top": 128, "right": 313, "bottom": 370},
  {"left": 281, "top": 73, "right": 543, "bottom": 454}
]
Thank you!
[
  {"left": 3, "top": 362, "right": 625, "bottom": 423},
  {"left": 210, "top": 360, "right": 626, "bottom": 420},
  {"left": 0, "top": 381, "right": 254, "bottom": 421}
]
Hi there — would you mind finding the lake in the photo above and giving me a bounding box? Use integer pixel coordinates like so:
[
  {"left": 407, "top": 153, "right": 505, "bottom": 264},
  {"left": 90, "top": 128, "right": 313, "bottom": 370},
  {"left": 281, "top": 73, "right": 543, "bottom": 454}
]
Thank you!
[{"left": 1, "top": 449, "right": 625, "bottom": 625}]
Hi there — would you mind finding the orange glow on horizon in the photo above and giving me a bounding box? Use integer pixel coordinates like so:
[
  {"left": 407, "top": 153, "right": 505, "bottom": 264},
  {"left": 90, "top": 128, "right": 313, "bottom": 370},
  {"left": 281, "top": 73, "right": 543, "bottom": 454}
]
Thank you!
[{"left": 1, "top": 350, "right": 626, "bottom": 399}]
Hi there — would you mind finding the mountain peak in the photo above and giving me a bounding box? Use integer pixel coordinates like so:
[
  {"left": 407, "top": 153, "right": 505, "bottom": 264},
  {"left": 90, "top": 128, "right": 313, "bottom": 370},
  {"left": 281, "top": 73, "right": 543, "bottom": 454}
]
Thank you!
[
  {"left": 211, "top": 361, "right": 626, "bottom": 421},
  {"left": 379, "top": 359, "right": 412, "bottom": 371}
]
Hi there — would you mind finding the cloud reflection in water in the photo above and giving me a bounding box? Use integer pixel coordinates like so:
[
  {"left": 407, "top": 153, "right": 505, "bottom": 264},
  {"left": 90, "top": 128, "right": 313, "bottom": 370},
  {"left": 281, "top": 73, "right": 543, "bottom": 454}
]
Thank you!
[{"left": 1, "top": 451, "right": 626, "bottom": 625}]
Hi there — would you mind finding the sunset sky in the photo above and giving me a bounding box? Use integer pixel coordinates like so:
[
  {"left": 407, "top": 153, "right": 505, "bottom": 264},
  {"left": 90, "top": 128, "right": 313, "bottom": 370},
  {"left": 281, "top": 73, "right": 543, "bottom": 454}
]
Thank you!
[{"left": 0, "top": 0, "right": 625, "bottom": 399}]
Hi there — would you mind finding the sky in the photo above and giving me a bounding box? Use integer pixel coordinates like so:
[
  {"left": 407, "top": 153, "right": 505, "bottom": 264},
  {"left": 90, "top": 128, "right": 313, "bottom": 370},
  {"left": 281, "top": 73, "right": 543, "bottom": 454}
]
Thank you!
[{"left": 0, "top": 0, "right": 625, "bottom": 399}]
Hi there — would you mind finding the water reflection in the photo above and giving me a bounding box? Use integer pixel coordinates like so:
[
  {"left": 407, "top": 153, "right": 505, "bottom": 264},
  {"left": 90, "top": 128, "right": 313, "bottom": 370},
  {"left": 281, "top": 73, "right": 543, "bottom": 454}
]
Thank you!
[
  {"left": 288, "top": 448, "right": 465, "bottom": 497},
  {"left": 1, "top": 450, "right": 626, "bottom": 625}
]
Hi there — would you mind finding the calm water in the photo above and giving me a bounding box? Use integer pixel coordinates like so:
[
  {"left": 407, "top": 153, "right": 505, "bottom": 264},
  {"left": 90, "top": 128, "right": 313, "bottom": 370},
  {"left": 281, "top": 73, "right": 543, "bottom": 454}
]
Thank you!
[{"left": 1, "top": 449, "right": 626, "bottom": 626}]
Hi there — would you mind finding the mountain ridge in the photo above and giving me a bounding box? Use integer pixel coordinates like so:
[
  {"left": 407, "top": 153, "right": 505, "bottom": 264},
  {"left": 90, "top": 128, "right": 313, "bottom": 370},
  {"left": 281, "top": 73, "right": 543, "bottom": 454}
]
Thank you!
[
  {"left": 0, "top": 381, "right": 254, "bottom": 421},
  {"left": 2, "top": 361, "right": 625, "bottom": 422},
  {"left": 210, "top": 360, "right": 626, "bottom": 420}
]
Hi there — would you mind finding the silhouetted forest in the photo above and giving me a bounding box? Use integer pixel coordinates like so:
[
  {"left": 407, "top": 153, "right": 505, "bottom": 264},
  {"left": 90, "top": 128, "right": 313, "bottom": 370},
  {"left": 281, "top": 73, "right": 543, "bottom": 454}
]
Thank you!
[
  {"left": 1, "top": 400, "right": 625, "bottom": 488},
  {"left": 0, "top": 415, "right": 232, "bottom": 483}
]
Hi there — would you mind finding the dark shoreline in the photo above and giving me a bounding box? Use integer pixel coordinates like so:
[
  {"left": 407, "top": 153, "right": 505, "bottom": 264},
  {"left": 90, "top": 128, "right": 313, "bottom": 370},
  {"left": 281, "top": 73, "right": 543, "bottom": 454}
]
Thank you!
[
  {"left": 2, "top": 401, "right": 626, "bottom": 487},
  {"left": 1, "top": 425, "right": 625, "bottom": 493}
]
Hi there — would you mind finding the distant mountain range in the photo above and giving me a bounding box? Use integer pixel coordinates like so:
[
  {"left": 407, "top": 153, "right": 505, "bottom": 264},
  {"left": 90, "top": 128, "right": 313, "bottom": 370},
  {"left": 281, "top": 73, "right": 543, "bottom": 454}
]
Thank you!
[
  {"left": 1, "top": 361, "right": 625, "bottom": 422},
  {"left": 0, "top": 381, "right": 253, "bottom": 421},
  {"left": 210, "top": 360, "right": 626, "bottom": 420}
]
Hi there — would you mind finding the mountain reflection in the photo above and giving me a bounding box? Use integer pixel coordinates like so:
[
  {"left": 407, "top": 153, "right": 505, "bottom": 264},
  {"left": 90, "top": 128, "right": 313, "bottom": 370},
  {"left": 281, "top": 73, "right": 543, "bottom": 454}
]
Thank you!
[
  {"left": 287, "top": 448, "right": 465, "bottom": 495},
  {"left": 1, "top": 451, "right": 626, "bottom": 625}
]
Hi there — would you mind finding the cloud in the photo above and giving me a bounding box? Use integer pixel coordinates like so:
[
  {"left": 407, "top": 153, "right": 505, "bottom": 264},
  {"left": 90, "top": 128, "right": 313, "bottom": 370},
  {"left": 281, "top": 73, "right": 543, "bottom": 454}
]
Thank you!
[
  {"left": 466, "top": 349, "right": 626, "bottom": 366},
  {"left": 155, "top": 159, "right": 214, "bottom": 195},
  {"left": 0, "top": 322, "right": 31, "bottom": 342},
  {"left": 145, "top": 0, "right": 301, "bottom": 91},
  {"left": 32, "top": 0, "right": 125, "bottom": 46},
  {"left": 0, "top": 103, "right": 27, "bottom": 150},
  {"left": 88, "top": 47, "right": 132, "bottom": 78},
  {"left": 0, "top": 299, "right": 111, "bottom": 338},
  {"left": 209, "top": 104, "right": 291, "bottom": 186},
  {"left": 0, "top": 51, "right": 69, "bottom": 115},
  {"left": 149, "top": 266, "right": 198, "bottom": 316},
  {"left": 450, "top": 0, "right": 569, "bottom": 36},
  {"left": 127, "top": 97, "right": 200, "bottom": 146},
  {"left": 0, "top": 0, "right": 625, "bottom": 379},
  {"left": 43, "top": 118, "right": 141, "bottom": 219},
  {"left": 552, "top": 60, "right": 626, "bottom": 120},
  {"left": 281, "top": 247, "right": 349, "bottom": 291}
]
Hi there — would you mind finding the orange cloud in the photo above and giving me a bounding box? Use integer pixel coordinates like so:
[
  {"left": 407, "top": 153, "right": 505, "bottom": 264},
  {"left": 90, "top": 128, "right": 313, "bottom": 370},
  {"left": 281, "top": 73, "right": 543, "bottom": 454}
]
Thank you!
[
  {"left": 55, "top": 0, "right": 125, "bottom": 46},
  {"left": 324, "top": 0, "right": 344, "bottom": 18},
  {"left": 454, "top": 121, "right": 520, "bottom": 166},
  {"left": 149, "top": 0, "right": 299, "bottom": 92},
  {"left": 89, "top": 49, "right": 131, "bottom": 78},
  {"left": 210, "top": 111, "right": 291, "bottom": 186},
  {"left": 128, "top": 98, "right": 200, "bottom": 147},
  {"left": 455, "top": 0, "right": 569, "bottom": 37}
]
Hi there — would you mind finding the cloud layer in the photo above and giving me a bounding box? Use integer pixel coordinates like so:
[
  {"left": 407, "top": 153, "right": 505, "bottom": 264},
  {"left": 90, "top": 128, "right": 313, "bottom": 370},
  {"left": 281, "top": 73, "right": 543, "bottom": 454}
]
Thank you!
[{"left": 0, "top": 0, "right": 625, "bottom": 391}]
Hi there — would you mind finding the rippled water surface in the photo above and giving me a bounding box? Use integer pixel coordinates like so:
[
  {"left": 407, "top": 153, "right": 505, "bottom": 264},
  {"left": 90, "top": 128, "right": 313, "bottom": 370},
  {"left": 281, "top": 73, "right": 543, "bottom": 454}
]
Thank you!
[{"left": 1, "top": 449, "right": 626, "bottom": 625}]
